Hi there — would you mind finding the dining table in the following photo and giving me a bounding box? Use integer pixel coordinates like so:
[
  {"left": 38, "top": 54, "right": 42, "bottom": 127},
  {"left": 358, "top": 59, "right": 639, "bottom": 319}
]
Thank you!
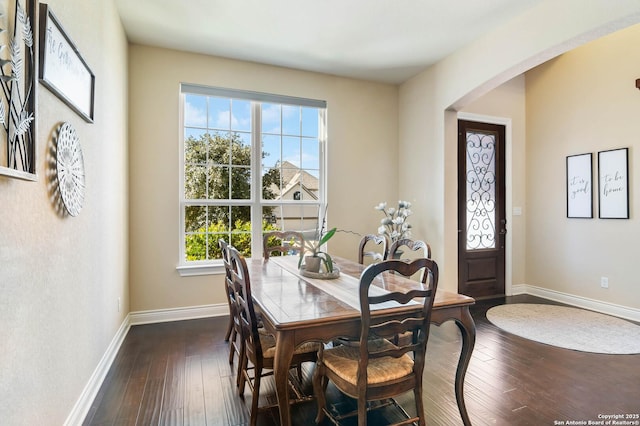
[{"left": 246, "top": 255, "right": 476, "bottom": 426}]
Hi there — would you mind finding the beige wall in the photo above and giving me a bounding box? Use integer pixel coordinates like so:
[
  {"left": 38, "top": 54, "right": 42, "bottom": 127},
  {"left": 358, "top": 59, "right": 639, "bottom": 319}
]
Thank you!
[
  {"left": 128, "top": 45, "right": 398, "bottom": 312},
  {"left": 525, "top": 24, "right": 640, "bottom": 308},
  {"left": 399, "top": 0, "right": 640, "bottom": 294},
  {"left": 0, "top": 0, "right": 128, "bottom": 424}
]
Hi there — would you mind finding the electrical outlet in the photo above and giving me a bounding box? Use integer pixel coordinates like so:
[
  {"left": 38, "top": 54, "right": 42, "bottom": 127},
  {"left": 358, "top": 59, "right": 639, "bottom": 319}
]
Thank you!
[
  {"left": 118, "top": 297, "right": 122, "bottom": 312},
  {"left": 600, "top": 277, "right": 609, "bottom": 289}
]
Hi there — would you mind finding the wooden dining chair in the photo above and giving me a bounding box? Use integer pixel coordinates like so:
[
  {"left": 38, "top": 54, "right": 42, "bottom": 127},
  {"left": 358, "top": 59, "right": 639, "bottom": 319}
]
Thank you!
[
  {"left": 313, "top": 258, "right": 439, "bottom": 426},
  {"left": 388, "top": 238, "right": 432, "bottom": 260},
  {"left": 227, "top": 245, "right": 320, "bottom": 426},
  {"left": 388, "top": 238, "right": 432, "bottom": 284},
  {"left": 263, "top": 230, "right": 305, "bottom": 259},
  {"left": 219, "top": 239, "right": 243, "bottom": 372},
  {"left": 357, "top": 234, "right": 387, "bottom": 265}
]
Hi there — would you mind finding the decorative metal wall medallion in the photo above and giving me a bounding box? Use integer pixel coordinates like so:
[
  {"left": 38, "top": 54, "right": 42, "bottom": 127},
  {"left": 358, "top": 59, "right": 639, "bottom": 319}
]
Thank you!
[{"left": 56, "top": 122, "right": 85, "bottom": 216}]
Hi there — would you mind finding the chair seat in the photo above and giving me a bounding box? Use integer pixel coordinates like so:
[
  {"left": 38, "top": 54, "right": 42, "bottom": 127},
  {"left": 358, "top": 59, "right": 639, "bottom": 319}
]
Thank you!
[
  {"left": 259, "top": 332, "right": 321, "bottom": 359},
  {"left": 322, "top": 338, "right": 414, "bottom": 385}
]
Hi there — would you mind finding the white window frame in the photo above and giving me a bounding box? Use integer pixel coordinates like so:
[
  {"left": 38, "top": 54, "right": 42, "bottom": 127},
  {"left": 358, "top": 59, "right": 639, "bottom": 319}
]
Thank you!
[{"left": 176, "top": 84, "right": 327, "bottom": 276}]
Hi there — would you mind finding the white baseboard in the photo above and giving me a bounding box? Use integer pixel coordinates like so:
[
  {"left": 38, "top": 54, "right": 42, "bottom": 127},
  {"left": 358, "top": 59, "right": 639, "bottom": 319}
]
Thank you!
[
  {"left": 64, "top": 314, "right": 131, "bottom": 426},
  {"left": 510, "top": 284, "right": 527, "bottom": 295},
  {"left": 512, "top": 284, "right": 640, "bottom": 323},
  {"left": 129, "top": 303, "right": 228, "bottom": 325},
  {"left": 64, "top": 303, "right": 228, "bottom": 425}
]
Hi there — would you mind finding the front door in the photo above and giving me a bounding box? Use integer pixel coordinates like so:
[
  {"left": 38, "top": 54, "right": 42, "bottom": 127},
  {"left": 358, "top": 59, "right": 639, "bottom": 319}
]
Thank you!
[{"left": 457, "top": 120, "right": 506, "bottom": 299}]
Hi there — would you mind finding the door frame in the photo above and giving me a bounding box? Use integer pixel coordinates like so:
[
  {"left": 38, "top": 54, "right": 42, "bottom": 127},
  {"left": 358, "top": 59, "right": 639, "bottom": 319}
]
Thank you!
[{"left": 457, "top": 112, "right": 513, "bottom": 296}]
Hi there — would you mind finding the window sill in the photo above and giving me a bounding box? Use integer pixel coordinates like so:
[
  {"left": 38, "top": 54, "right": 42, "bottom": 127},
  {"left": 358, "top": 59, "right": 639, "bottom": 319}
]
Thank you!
[{"left": 176, "top": 262, "right": 225, "bottom": 277}]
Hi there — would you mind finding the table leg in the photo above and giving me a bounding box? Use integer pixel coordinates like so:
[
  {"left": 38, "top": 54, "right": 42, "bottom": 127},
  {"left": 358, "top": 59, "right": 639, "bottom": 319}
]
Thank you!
[
  {"left": 273, "top": 330, "right": 295, "bottom": 426},
  {"left": 454, "top": 306, "right": 476, "bottom": 426}
]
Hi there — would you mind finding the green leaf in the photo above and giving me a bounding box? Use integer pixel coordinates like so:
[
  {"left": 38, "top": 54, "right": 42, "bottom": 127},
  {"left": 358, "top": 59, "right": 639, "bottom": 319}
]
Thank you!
[
  {"left": 318, "top": 227, "right": 336, "bottom": 246},
  {"left": 323, "top": 253, "right": 333, "bottom": 273}
]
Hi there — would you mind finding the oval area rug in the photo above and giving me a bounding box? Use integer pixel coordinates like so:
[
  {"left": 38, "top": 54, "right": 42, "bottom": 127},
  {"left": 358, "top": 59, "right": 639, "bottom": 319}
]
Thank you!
[{"left": 486, "top": 304, "right": 640, "bottom": 354}]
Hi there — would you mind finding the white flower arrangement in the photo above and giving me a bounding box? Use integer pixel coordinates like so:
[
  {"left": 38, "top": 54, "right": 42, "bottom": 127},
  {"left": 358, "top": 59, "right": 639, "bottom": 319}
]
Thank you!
[{"left": 375, "top": 200, "right": 412, "bottom": 243}]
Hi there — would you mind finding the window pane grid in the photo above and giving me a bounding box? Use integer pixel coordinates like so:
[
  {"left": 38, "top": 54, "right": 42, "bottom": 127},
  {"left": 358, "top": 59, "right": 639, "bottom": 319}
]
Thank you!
[{"left": 181, "top": 88, "right": 325, "bottom": 263}]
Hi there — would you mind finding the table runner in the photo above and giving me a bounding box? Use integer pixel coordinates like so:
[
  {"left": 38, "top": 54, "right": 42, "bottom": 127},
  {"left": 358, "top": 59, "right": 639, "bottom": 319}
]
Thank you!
[{"left": 270, "top": 256, "right": 416, "bottom": 311}]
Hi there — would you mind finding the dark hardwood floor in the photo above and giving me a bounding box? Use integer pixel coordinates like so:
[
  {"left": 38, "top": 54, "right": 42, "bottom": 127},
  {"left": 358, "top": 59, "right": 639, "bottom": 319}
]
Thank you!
[{"left": 83, "top": 295, "right": 640, "bottom": 425}]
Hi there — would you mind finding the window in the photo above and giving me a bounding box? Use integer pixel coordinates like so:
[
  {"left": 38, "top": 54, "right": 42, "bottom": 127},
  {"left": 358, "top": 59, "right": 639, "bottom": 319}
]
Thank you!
[{"left": 178, "top": 84, "right": 327, "bottom": 274}]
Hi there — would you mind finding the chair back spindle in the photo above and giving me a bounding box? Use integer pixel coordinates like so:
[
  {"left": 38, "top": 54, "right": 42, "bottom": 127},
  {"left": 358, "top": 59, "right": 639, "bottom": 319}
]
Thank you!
[{"left": 263, "top": 231, "right": 305, "bottom": 259}]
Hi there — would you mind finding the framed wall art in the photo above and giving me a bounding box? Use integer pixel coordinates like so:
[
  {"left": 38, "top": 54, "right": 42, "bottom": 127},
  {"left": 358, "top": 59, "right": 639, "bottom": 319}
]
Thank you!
[
  {"left": 39, "top": 3, "right": 95, "bottom": 123},
  {"left": 0, "top": 0, "right": 37, "bottom": 180},
  {"left": 598, "top": 147, "right": 629, "bottom": 219},
  {"left": 566, "top": 153, "right": 593, "bottom": 218}
]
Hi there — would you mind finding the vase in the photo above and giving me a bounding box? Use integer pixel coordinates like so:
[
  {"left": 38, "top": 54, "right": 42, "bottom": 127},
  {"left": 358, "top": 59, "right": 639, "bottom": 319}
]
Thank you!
[{"left": 304, "top": 256, "right": 322, "bottom": 273}]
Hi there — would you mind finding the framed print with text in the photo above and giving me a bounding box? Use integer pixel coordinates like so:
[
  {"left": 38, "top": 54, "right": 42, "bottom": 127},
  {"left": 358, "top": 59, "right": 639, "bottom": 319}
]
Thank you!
[
  {"left": 39, "top": 3, "right": 95, "bottom": 123},
  {"left": 598, "top": 148, "right": 629, "bottom": 219},
  {"left": 566, "top": 153, "right": 593, "bottom": 218}
]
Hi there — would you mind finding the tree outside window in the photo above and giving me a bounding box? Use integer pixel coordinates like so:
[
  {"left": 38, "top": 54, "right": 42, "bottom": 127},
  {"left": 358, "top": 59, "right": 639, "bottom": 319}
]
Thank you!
[{"left": 180, "top": 85, "right": 326, "bottom": 264}]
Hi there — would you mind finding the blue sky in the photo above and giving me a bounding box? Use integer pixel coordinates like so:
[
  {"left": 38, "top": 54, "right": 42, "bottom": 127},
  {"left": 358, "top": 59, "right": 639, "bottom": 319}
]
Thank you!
[{"left": 184, "top": 94, "right": 320, "bottom": 174}]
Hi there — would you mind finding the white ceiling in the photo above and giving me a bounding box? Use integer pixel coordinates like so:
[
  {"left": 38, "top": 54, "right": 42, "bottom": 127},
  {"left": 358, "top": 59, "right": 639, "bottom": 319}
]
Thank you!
[{"left": 115, "top": 0, "right": 543, "bottom": 84}]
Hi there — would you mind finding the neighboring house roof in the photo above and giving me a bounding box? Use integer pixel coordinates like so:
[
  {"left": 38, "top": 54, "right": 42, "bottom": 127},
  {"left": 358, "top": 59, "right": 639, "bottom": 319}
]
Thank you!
[
  {"left": 271, "top": 161, "right": 319, "bottom": 200},
  {"left": 281, "top": 161, "right": 318, "bottom": 189},
  {"left": 281, "top": 173, "right": 318, "bottom": 200}
]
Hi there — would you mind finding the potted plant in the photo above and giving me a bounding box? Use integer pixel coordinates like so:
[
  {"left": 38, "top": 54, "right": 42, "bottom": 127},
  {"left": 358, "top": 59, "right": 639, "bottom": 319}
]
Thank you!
[{"left": 298, "top": 226, "right": 337, "bottom": 273}]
